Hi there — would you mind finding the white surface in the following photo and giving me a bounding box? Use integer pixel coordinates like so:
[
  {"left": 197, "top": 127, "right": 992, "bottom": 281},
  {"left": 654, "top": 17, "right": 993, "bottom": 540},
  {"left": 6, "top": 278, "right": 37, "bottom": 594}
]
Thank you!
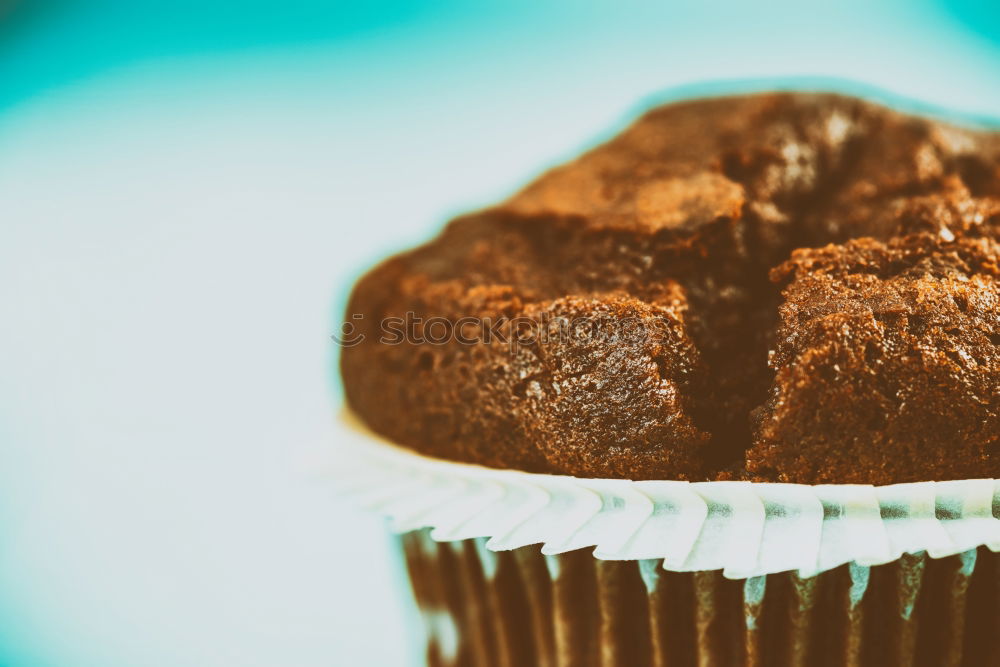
[{"left": 0, "top": 69, "right": 425, "bottom": 666}]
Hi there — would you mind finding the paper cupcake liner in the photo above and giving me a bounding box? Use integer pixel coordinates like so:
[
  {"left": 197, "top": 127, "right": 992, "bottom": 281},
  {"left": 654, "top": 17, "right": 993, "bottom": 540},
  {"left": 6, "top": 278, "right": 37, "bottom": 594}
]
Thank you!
[
  {"left": 326, "top": 412, "right": 1000, "bottom": 579},
  {"left": 399, "top": 530, "right": 1000, "bottom": 667}
]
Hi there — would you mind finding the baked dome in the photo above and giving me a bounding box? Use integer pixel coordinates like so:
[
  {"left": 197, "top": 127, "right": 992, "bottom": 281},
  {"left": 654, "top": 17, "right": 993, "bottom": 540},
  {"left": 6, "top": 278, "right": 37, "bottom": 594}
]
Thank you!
[{"left": 341, "top": 92, "right": 1000, "bottom": 483}]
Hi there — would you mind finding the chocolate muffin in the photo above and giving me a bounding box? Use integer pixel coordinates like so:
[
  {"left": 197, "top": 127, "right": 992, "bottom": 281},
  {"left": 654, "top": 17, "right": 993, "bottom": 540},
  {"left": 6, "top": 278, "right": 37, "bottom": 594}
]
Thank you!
[{"left": 341, "top": 92, "right": 1000, "bottom": 483}]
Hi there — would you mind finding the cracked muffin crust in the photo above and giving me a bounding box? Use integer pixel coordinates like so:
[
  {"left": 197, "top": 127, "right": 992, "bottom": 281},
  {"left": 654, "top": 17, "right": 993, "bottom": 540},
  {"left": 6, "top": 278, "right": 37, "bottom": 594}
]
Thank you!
[
  {"left": 340, "top": 92, "right": 1000, "bottom": 483},
  {"left": 750, "top": 235, "right": 1000, "bottom": 483}
]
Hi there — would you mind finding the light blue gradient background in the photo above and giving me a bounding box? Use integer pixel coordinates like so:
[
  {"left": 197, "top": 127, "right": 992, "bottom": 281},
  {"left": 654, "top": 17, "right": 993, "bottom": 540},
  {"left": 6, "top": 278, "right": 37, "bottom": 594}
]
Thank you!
[{"left": 1, "top": 1, "right": 998, "bottom": 665}]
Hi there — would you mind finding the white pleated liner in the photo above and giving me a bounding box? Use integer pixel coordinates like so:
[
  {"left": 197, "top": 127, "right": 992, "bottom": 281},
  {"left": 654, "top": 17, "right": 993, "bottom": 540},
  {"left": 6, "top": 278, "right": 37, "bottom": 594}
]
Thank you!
[{"left": 325, "top": 413, "right": 1000, "bottom": 579}]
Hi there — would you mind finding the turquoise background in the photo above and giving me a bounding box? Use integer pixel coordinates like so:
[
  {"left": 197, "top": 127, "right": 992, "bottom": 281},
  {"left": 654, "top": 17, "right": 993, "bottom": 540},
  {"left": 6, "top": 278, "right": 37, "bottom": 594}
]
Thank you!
[{"left": 0, "top": 1, "right": 998, "bottom": 665}]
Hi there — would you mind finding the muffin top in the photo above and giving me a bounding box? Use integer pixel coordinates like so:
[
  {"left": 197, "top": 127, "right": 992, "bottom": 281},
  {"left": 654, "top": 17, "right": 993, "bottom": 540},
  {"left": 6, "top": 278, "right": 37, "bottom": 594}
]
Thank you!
[{"left": 340, "top": 92, "right": 1000, "bottom": 484}]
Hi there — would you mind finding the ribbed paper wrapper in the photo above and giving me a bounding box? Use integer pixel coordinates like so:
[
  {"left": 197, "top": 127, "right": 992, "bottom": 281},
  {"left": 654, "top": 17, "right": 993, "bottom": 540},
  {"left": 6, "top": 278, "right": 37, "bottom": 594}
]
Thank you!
[
  {"left": 399, "top": 531, "right": 998, "bottom": 667},
  {"left": 322, "top": 413, "right": 1000, "bottom": 666}
]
